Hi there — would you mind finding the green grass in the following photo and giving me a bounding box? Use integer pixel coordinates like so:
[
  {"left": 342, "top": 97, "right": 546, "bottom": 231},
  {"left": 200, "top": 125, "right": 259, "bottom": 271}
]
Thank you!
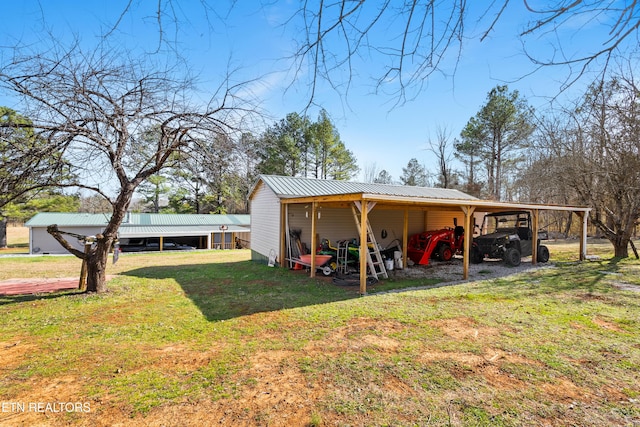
[
  {"left": 0, "top": 225, "right": 29, "bottom": 254},
  {"left": 1, "top": 245, "right": 639, "bottom": 426}
]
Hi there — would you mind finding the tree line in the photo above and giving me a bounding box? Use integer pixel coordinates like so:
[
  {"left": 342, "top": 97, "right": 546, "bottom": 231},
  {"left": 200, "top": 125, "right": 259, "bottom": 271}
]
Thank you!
[
  {"left": 0, "top": 97, "right": 360, "bottom": 250},
  {"left": 147, "top": 109, "right": 359, "bottom": 215},
  {"left": 360, "top": 77, "right": 640, "bottom": 260},
  {"left": 378, "top": 85, "right": 535, "bottom": 201},
  {"left": 4, "top": 74, "right": 639, "bottom": 262}
]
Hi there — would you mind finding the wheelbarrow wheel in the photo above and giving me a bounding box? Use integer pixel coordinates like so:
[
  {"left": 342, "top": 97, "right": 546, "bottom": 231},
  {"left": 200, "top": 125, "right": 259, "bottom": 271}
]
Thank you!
[{"left": 322, "top": 266, "right": 333, "bottom": 276}]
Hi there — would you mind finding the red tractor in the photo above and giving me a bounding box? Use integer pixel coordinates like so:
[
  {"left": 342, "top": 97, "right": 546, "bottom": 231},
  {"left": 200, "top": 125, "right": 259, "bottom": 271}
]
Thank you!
[{"left": 407, "top": 226, "right": 464, "bottom": 265}]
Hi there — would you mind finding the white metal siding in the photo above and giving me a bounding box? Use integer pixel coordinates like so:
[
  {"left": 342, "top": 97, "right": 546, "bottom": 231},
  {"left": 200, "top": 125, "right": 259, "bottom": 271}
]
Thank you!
[
  {"left": 288, "top": 206, "right": 356, "bottom": 251},
  {"left": 369, "top": 209, "right": 425, "bottom": 248},
  {"left": 31, "top": 226, "right": 104, "bottom": 254},
  {"left": 287, "top": 205, "right": 426, "bottom": 251},
  {"left": 249, "top": 182, "right": 282, "bottom": 259}
]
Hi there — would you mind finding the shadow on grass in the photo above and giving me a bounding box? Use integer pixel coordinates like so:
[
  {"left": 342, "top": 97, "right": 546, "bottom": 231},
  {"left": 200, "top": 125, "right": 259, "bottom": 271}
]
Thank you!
[
  {"left": 111, "top": 256, "right": 633, "bottom": 321},
  {"left": 0, "top": 289, "right": 85, "bottom": 305},
  {"left": 123, "top": 260, "right": 365, "bottom": 321}
]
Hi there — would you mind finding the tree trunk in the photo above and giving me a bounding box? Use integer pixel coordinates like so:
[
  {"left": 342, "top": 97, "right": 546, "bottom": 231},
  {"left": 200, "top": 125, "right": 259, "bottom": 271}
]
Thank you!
[
  {"left": 85, "top": 244, "right": 109, "bottom": 293},
  {"left": 612, "top": 237, "right": 630, "bottom": 258},
  {"left": 0, "top": 217, "right": 7, "bottom": 248},
  {"left": 563, "top": 212, "right": 573, "bottom": 238},
  {"left": 47, "top": 187, "right": 134, "bottom": 293}
]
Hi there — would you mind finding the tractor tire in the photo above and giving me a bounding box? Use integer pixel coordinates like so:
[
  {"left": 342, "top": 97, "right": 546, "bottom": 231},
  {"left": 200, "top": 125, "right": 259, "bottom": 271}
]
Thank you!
[
  {"left": 470, "top": 246, "right": 484, "bottom": 264},
  {"left": 438, "top": 244, "right": 453, "bottom": 261},
  {"left": 504, "top": 247, "right": 521, "bottom": 266},
  {"left": 537, "top": 245, "right": 550, "bottom": 263}
]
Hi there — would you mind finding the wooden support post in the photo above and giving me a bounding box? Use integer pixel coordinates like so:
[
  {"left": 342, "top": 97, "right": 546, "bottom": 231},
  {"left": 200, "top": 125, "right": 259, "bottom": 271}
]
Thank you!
[
  {"left": 310, "top": 202, "right": 318, "bottom": 278},
  {"left": 461, "top": 206, "right": 475, "bottom": 281},
  {"left": 359, "top": 201, "right": 368, "bottom": 295},
  {"left": 578, "top": 211, "right": 589, "bottom": 261},
  {"left": 279, "top": 203, "right": 287, "bottom": 267},
  {"left": 531, "top": 209, "right": 539, "bottom": 265},
  {"left": 159, "top": 235, "right": 164, "bottom": 252},
  {"left": 402, "top": 208, "right": 409, "bottom": 269},
  {"left": 78, "top": 242, "right": 91, "bottom": 291}
]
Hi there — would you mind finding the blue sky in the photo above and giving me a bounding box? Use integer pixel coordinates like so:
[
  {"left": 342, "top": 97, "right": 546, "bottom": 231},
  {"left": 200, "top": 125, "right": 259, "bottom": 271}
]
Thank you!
[{"left": 0, "top": 1, "right": 617, "bottom": 185}]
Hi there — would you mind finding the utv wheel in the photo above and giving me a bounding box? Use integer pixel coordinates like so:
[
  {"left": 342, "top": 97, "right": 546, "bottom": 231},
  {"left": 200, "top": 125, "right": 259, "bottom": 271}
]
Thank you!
[
  {"left": 438, "top": 244, "right": 453, "bottom": 261},
  {"left": 470, "top": 247, "right": 484, "bottom": 264},
  {"left": 504, "top": 247, "right": 521, "bottom": 266},
  {"left": 537, "top": 245, "right": 550, "bottom": 263}
]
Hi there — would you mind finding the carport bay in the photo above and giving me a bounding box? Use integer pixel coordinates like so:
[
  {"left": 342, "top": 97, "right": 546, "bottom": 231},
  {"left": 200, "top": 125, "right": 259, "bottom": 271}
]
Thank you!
[
  {"left": 248, "top": 175, "right": 590, "bottom": 294},
  {"left": 278, "top": 194, "right": 591, "bottom": 295}
]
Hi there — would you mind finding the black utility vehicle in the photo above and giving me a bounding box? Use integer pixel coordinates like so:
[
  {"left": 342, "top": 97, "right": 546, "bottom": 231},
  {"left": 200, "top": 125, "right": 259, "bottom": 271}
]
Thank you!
[
  {"left": 470, "top": 210, "right": 549, "bottom": 266},
  {"left": 119, "top": 238, "right": 195, "bottom": 252}
]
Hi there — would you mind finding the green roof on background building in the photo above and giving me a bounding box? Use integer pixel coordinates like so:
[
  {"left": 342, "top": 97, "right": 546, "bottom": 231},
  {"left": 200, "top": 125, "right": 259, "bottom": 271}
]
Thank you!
[{"left": 25, "top": 212, "right": 250, "bottom": 228}]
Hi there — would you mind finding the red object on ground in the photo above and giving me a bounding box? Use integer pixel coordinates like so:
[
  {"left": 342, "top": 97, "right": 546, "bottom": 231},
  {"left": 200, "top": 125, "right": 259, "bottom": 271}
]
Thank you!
[
  {"left": 0, "top": 278, "right": 80, "bottom": 295},
  {"left": 294, "top": 254, "right": 332, "bottom": 270},
  {"left": 407, "top": 227, "right": 465, "bottom": 265}
]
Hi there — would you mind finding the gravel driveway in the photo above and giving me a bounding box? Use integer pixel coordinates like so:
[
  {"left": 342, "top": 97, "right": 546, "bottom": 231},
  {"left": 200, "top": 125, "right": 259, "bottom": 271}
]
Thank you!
[{"left": 387, "top": 255, "right": 550, "bottom": 288}]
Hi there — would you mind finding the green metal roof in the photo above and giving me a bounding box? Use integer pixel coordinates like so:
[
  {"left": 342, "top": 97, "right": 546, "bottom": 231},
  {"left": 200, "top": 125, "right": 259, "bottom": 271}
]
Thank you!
[
  {"left": 253, "top": 175, "right": 478, "bottom": 201},
  {"left": 119, "top": 225, "right": 249, "bottom": 238},
  {"left": 25, "top": 212, "right": 111, "bottom": 227},
  {"left": 126, "top": 213, "right": 250, "bottom": 226},
  {"left": 25, "top": 212, "right": 250, "bottom": 228}
]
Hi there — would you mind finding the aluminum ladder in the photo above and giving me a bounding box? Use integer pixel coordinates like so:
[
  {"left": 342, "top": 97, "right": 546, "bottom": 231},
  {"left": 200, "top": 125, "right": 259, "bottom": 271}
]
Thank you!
[{"left": 351, "top": 203, "right": 388, "bottom": 280}]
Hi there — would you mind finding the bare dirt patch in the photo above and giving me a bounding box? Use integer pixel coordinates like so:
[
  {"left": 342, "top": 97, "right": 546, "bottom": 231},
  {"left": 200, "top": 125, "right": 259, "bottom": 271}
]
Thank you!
[
  {"left": 1, "top": 339, "right": 37, "bottom": 371},
  {"left": 133, "top": 349, "right": 324, "bottom": 427},
  {"left": 427, "top": 316, "right": 499, "bottom": 340},
  {"left": 592, "top": 316, "right": 625, "bottom": 332},
  {"left": 304, "top": 317, "right": 406, "bottom": 356},
  {"left": 148, "top": 344, "right": 220, "bottom": 372}
]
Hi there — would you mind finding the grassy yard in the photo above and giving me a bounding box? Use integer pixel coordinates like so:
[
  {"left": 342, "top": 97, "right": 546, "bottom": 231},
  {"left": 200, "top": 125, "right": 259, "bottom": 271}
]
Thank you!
[
  {"left": 0, "top": 244, "right": 639, "bottom": 426},
  {"left": 1, "top": 225, "right": 29, "bottom": 255}
]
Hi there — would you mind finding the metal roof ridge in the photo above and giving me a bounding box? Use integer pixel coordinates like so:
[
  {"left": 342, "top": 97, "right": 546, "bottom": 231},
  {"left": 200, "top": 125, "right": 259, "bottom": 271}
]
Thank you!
[
  {"left": 25, "top": 212, "right": 250, "bottom": 227},
  {"left": 255, "top": 174, "right": 478, "bottom": 199}
]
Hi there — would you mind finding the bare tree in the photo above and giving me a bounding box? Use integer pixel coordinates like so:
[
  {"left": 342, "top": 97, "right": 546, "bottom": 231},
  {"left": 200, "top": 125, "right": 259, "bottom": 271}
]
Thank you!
[
  {"left": 426, "top": 125, "right": 457, "bottom": 188},
  {"left": 362, "top": 162, "right": 380, "bottom": 183},
  {"left": 512, "top": 139, "right": 576, "bottom": 237},
  {"left": 535, "top": 64, "right": 640, "bottom": 257},
  {"left": 231, "top": 132, "right": 260, "bottom": 213},
  {"left": 0, "top": 44, "right": 254, "bottom": 292},
  {"left": 290, "top": 1, "right": 640, "bottom": 105},
  {"left": 97, "top": 2, "right": 639, "bottom": 106}
]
